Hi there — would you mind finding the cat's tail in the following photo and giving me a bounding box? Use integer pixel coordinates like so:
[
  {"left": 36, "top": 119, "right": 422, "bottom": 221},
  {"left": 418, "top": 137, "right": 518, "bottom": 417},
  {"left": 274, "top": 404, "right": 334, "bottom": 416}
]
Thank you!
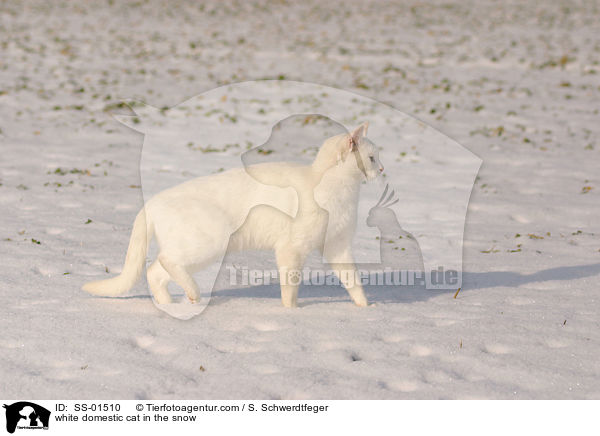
[{"left": 82, "top": 209, "right": 153, "bottom": 297}]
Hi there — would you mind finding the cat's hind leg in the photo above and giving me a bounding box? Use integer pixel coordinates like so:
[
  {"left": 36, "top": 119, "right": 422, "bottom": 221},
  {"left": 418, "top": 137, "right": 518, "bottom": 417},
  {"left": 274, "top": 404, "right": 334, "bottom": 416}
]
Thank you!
[
  {"left": 147, "top": 260, "right": 172, "bottom": 304},
  {"left": 158, "top": 255, "right": 200, "bottom": 303}
]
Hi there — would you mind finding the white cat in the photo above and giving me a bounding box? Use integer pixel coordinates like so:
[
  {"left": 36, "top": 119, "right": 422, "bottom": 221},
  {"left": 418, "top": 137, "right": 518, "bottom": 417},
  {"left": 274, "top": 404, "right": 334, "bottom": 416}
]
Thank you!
[{"left": 82, "top": 122, "right": 383, "bottom": 307}]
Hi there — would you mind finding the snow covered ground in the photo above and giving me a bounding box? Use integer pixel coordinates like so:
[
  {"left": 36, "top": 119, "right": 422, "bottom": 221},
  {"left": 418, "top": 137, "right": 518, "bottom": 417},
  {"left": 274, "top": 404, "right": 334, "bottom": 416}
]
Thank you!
[{"left": 1, "top": 0, "right": 599, "bottom": 399}]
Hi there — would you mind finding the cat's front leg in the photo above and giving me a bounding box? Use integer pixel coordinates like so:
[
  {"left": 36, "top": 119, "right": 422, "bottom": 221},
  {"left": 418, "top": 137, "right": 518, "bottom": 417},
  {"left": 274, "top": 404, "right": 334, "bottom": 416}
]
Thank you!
[
  {"left": 276, "top": 248, "right": 305, "bottom": 308},
  {"left": 326, "top": 247, "right": 368, "bottom": 307}
]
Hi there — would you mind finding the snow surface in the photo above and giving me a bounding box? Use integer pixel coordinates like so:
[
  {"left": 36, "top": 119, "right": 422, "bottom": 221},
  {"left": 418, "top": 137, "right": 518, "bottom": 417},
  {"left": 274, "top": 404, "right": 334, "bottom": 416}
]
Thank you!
[{"left": 1, "top": 0, "right": 599, "bottom": 399}]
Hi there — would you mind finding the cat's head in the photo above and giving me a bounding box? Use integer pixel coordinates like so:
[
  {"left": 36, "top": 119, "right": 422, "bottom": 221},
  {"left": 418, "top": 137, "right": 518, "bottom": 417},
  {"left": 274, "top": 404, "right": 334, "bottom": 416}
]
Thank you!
[
  {"left": 314, "top": 122, "right": 384, "bottom": 180},
  {"left": 340, "top": 122, "right": 384, "bottom": 181}
]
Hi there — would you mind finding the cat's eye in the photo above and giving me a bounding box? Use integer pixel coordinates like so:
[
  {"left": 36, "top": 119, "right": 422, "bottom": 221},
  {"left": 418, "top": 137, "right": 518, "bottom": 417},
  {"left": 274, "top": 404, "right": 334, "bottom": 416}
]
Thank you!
[{"left": 369, "top": 156, "right": 375, "bottom": 163}]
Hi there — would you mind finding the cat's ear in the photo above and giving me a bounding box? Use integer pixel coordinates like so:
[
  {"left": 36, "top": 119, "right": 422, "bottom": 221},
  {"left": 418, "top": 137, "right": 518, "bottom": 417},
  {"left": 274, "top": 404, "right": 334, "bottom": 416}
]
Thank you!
[
  {"left": 350, "top": 122, "right": 369, "bottom": 145},
  {"left": 338, "top": 123, "right": 368, "bottom": 162},
  {"left": 344, "top": 122, "right": 369, "bottom": 157}
]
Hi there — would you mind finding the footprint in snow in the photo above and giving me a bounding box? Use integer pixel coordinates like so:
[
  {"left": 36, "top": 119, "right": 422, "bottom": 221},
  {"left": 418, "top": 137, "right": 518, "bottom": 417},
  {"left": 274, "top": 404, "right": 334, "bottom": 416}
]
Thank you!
[
  {"left": 134, "top": 336, "right": 177, "bottom": 355},
  {"left": 409, "top": 345, "right": 432, "bottom": 357},
  {"left": 484, "top": 343, "right": 511, "bottom": 354},
  {"left": 253, "top": 322, "right": 281, "bottom": 332}
]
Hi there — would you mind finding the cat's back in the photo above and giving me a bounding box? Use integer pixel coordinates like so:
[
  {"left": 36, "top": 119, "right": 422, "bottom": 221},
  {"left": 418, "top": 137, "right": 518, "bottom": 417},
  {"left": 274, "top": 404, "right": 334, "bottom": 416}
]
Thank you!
[{"left": 146, "top": 162, "right": 301, "bottom": 225}]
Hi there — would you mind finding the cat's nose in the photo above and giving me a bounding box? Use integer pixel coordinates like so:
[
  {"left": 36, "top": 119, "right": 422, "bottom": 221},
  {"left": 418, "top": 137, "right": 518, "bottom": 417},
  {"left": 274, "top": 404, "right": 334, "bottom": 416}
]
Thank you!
[{"left": 379, "top": 165, "right": 384, "bottom": 173}]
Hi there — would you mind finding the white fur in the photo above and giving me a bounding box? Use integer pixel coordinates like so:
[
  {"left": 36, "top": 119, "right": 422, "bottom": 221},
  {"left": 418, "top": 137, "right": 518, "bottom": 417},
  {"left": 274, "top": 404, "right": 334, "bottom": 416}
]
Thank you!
[{"left": 82, "top": 122, "right": 383, "bottom": 307}]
